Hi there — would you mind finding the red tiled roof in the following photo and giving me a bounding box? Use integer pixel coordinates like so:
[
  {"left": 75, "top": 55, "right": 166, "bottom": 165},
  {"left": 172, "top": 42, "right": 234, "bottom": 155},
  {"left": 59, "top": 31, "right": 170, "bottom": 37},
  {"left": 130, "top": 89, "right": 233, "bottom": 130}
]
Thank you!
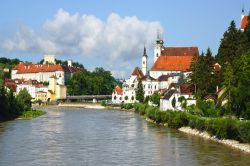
[
  {"left": 161, "top": 47, "right": 199, "bottom": 56},
  {"left": 241, "top": 16, "right": 249, "bottom": 30},
  {"left": 4, "top": 79, "right": 17, "bottom": 92},
  {"left": 151, "top": 56, "right": 193, "bottom": 71},
  {"left": 180, "top": 84, "right": 194, "bottom": 95},
  {"left": 113, "top": 85, "right": 123, "bottom": 95},
  {"left": 13, "top": 63, "right": 77, "bottom": 74},
  {"left": 131, "top": 67, "right": 144, "bottom": 77}
]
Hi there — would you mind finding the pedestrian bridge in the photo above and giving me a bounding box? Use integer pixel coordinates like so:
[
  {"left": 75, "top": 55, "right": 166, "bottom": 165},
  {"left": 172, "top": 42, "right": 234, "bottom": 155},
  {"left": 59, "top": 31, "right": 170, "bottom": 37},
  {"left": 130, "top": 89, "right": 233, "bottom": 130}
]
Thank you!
[{"left": 66, "top": 95, "right": 111, "bottom": 103}]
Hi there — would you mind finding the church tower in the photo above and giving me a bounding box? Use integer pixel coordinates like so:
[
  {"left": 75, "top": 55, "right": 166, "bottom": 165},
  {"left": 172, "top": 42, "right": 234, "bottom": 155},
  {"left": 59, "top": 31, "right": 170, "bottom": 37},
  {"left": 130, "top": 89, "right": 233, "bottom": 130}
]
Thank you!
[
  {"left": 241, "top": 5, "right": 245, "bottom": 20},
  {"left": 154, "top": 32, "right": 164, "bottom": 63},
  {"left": 141, "top": 46, "right": 148, "bottom": 76}
]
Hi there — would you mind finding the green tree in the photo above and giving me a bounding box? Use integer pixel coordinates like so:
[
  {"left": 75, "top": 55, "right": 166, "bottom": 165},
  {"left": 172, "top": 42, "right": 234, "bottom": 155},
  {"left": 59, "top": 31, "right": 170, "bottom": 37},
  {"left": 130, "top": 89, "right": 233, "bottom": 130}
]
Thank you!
[
  {"left": 230, "top": 50, "right": 250, "bottom": 118},
  {"left": 171, "top": 97, "right": 176, "bottom": 108},
  {"left": 189, "top": 49, "right": 215, "bottom": 98},
  {"left": 149, "top": 93, "right": 161, "bottom": 106},
  {"left": 222, "top": 63, "right": 234, "bottom": 113},
  {"left": 136, "top": 79, "right": 144, "bottom": 103},
  {"left": 216, "top": 21, "right": 248, "bottom": 66},
  {"left": 16, "top": 89, "right": 32, "bottom": 112}
]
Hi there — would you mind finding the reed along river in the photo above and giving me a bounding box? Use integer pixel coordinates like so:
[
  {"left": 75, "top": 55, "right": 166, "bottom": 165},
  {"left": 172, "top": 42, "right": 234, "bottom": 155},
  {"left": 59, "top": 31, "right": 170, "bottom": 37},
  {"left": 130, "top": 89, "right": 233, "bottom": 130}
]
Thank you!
[{"left": 0, "top": 107, "right": 250, "bottom": 166}]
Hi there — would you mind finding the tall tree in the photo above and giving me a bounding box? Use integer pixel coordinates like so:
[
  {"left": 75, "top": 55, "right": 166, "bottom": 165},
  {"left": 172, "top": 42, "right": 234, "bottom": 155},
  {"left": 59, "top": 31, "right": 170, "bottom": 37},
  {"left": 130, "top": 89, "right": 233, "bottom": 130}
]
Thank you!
[
  {"left": 136, "top": 79, "right": 144, "bottom": 103},
  {"left": 16, "top": 89, "right": 32, "bottom": 112},
  {"left": 216, "top": 21, "right": 248, "bottom": 66}
]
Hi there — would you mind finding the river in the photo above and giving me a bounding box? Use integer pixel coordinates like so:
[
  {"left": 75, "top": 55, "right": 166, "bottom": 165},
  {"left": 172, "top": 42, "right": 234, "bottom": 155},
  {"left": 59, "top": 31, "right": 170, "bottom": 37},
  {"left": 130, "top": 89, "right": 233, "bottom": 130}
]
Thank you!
[{"left": 0, "top": 107, "right": 249, "bottom": 166}]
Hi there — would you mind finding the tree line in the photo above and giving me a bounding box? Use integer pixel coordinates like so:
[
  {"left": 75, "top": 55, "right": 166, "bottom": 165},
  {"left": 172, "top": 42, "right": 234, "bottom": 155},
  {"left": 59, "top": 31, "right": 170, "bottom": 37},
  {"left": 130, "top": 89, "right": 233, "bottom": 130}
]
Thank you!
[
  {"left": 0, "top": 71, "right": 32, "bottom": 121},
  {"left": 189, "top": 13, "right": 250, "bottom": 119},
  {"left": 67, "top": 67, "right": 117, "bottom": 95}
]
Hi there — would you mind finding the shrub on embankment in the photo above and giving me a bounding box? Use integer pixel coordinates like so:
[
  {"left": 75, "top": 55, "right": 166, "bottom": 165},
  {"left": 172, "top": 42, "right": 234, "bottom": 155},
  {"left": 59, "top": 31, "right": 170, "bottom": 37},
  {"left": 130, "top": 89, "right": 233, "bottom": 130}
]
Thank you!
[{"left": 131, "top": 103, "right": 250, "bottom": 143}]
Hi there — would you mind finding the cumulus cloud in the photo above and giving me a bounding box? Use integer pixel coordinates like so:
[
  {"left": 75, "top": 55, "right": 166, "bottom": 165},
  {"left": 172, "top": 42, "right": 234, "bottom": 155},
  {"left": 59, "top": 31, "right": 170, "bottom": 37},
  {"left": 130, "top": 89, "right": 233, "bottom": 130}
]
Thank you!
[{"left": 1, "top": 9, "right": 163, "bottom": 77}]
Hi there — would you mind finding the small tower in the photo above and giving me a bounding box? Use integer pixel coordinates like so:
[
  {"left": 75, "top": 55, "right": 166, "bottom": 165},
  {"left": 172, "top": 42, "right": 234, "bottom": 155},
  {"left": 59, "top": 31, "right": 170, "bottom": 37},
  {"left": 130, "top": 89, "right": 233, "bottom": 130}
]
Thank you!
[
  {"left": 154, "top": 31, "right": 164, "bottom": 63},
  {"left": 241, "top": 5, "right": 245, "bottom": 20},
  {"left": 67, "top": 60, "right": 73, "bottom": 67},
  {"left": 141, "top": 46, "right": 148, "bottom": 76}
]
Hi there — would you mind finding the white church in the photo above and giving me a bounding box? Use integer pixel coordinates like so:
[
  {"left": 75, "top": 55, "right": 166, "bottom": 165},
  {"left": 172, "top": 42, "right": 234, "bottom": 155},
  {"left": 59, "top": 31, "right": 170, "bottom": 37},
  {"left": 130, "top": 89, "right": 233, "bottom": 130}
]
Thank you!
[{"left": 112, "top": 34, "right": 199, "bottom": 110}]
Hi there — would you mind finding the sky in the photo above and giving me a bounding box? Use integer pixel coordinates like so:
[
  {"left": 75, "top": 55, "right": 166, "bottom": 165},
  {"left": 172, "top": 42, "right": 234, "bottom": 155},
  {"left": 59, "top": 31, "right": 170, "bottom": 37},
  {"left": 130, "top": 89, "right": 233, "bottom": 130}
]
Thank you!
[{"left": 0, "top": 0, "right": 249, "bottom": 78}]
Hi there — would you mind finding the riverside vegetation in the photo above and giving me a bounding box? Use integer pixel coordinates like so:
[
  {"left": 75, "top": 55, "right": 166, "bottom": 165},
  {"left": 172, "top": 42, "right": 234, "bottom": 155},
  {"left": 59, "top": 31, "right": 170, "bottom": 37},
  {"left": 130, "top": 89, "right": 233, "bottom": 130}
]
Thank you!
[
  {"left": 0, "top": 71, "right": 46, "bottom": 121},
  {"left": 123, "top": 103, "right": 250, "bottom": 144}
]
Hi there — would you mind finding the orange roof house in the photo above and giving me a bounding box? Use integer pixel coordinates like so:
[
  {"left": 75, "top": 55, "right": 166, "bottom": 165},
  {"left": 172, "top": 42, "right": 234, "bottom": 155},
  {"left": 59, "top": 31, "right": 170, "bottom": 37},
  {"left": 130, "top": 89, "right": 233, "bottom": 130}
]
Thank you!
[
  {"left": 241, "top": 15, "right": 249, "bottom": 30},
  {"left": 13, "top": 63, "right": 77, "bottom": 74},
  {"left": 113, "top": 85, "right": 123, "bottom": 95},
  {"left": 151, "top": 47, "right": 198, "bottom": 71},
  {"left": 131, "top": 67, "right": 144, "bottom": 77}
]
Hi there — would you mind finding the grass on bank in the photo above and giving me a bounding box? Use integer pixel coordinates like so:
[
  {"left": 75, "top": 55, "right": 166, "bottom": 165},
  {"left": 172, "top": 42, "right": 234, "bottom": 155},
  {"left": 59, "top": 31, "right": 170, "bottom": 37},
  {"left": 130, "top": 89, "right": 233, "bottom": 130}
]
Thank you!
[
  {"left": 124, "top": 103, "right": 250, "bottom": 144},
  {"left": 18, "top": 109, "right": 46, "bottom": 120}
]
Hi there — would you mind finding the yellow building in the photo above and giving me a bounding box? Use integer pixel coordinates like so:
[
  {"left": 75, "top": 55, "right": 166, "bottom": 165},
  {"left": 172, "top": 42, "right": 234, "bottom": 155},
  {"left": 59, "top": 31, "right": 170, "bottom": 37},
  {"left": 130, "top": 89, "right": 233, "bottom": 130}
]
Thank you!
[
  {"left": 35, "top": 91, "right": 48, "bottom": 102},
  {"left": 47, "top": 76, "right": 67, "bottom": 102}
]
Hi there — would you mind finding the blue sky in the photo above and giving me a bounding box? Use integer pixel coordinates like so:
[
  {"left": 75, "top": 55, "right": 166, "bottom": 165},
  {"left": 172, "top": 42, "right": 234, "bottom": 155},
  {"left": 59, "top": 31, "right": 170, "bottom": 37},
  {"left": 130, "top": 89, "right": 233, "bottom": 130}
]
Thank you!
[{"left": 0, "top": 0, "right": 249, "bottom": 78}]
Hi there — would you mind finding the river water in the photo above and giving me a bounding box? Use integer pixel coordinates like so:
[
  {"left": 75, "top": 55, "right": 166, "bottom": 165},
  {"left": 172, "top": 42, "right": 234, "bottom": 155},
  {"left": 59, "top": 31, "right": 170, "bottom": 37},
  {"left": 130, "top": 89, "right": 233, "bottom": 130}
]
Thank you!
[{"left": 0, "top": 107, "right": 249, "bottom": 166}]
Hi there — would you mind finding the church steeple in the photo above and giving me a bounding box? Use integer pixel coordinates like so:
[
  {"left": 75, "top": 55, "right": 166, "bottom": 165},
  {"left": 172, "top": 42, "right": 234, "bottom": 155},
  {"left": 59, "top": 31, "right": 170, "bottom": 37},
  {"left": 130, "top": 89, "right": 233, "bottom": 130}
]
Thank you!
[
  {"left": 142, "top": 45, "right": 147, "bottom": 58},
  {"left": 154, "top": 31, "right": 164, "bottom": 63},
  {"left": 241, "top": 4, "right": 245, "bottom": 19},
  {"left": 141, "top": 46, "right": 148, "bottom": 76}
]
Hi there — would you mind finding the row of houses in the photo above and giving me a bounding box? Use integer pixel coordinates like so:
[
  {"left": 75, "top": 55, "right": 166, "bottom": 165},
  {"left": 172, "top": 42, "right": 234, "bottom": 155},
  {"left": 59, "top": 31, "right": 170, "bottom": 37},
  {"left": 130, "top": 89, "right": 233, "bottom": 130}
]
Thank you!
[
  {"left": 4, "top": 55, "right": 77, "bottom": 102},
  {"left": 112, "top": 9, "right": 249, "bottom": 111},
  {"left": 112, "top": 33, "right": 199, "bottom": 110}
]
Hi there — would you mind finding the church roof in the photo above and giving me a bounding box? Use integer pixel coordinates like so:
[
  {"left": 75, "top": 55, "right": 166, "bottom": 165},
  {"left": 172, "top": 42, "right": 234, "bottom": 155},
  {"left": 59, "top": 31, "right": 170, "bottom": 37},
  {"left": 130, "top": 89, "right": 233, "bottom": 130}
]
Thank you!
[
  {"left": 180, "top": 84, "right": 194, "bottom": 95},
  {"left": 13, "top": 63, "right": 77, "bottom": 74},
  {"left": 161, "top": 47, "right": 198, "bottom": 56},
  {"left": 131, "top": 67, "right": 144, "bottom": 77},
  {"left": 141, "top": 75, "right": 156, "bottom": 81},
  {"left": 113, "top": 85, "right": 123, "bottom": 95},
  {"left": 151, "top": 47, "right": 198, "bottom": 71},
  {"left": 151, "top": 55, "right": 194, "bottom": 71},
  {"left": 241, "top": 16, "right": 249, "bottom": 30}
]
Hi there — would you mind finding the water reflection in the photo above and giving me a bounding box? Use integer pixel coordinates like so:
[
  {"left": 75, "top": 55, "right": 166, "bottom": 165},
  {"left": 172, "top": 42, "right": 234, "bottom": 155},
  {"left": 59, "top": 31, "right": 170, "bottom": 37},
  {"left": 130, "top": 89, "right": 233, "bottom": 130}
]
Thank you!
[{"left": 0, "top": 107, "right": 249, "bottom": 166}]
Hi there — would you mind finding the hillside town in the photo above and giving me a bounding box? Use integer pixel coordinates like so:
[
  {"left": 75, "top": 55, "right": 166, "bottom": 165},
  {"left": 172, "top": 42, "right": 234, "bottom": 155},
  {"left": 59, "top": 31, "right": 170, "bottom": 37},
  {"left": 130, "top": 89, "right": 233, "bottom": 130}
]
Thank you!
[
  {"left": 4, "top": 55, "right": 77, "bottom": 103},
  {"left": 112, "top": 9, "right": 249, "bottom": 111},
  {"left": 1, "top": 1, "right": 250, "bottom": 165}
]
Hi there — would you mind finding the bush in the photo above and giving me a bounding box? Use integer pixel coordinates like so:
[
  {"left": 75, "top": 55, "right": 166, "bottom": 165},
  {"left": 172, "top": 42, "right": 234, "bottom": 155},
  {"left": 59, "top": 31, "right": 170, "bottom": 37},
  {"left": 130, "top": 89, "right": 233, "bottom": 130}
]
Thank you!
[
  {"left": 237, "top": 121, "right": 250, "bottom": 143},
  {"left": 135, "top": 103, "right": 250, "bottom": 143},
  {"left": 121, "top": 103, "right": 134, "bottom": 110}
]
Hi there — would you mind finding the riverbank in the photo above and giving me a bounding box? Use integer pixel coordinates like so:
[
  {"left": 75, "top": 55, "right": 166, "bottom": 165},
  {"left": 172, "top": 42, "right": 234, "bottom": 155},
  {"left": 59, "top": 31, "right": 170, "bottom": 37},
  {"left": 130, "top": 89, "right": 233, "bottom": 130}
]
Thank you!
[
  {"left": 17, "top": 110, "right": 46, "bottom": 120},
  {"left": 179, "top": 127, "right": 250, "bottom": 153},
  {"left": 130, "top": 103, "right": 250, "bottom": 153},
  {"left": 58, "top": 102, "right": 106, "bottom": 109}
]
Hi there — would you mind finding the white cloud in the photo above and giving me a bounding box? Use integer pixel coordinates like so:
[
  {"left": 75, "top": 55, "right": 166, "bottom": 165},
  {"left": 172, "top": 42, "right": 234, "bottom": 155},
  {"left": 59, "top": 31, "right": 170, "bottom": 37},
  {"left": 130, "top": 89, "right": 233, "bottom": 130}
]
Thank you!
[{"left": 1, "top": 9, "right": 163, "bottom": 78}]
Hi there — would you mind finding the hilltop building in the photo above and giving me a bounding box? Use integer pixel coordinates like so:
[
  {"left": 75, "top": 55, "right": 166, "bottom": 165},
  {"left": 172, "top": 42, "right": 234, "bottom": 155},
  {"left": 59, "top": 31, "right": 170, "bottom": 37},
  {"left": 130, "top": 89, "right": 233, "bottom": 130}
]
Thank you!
[
  {"left": 112, "top": 34, "right": 199, "bottom": 105},
  {"left": 240, "top": 7, "right": 249, "bottom": 32},
  {"left": 11, "top": 55, "right": 77, "bottom": 85}
]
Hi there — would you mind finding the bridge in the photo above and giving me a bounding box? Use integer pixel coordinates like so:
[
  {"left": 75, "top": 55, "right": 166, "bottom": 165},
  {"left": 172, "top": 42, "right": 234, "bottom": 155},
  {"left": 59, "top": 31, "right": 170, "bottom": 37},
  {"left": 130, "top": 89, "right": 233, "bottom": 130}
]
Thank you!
[{"left": 66, "top": 95, "right": 112, "bottom": 103}]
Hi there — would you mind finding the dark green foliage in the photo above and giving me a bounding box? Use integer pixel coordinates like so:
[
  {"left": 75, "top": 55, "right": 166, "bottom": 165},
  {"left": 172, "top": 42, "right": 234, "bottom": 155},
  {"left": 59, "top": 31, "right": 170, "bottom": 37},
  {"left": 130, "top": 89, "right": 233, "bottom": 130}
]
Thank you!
[
  {"left": 136, "top": 79, "right": 144, "bottom": 103},
  {"left": 237, "top": 121, "right": 250, "bottom": 143},
  {"left": 221, "top": 50, "right": 250, "bottom": 119},
  {"left": 171, "top": 97, "right": 176, "bottom": 108},
  {"left": 189, "top": 49, "right": 216, "bottom": 98},
  {"left": 149, "top": 93, "right": 161, "bottom": 106},
  {"left": 121, "top": 103, "right": 134, "bottom": 110},
  {"left": 216, "top": 21, "right": 248, "bottom": 66},
  {"left": 67, "top": 67, "right": 117, "bottom": 95},
  {"left": 0, "top": 73, "right": 32, "bottom": 121},
  {"left": 133, "top": 103, "right": 250, "bottom": 143},
  {"left": 16, "top": 89, "right": 32, "bottom": 112}
]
